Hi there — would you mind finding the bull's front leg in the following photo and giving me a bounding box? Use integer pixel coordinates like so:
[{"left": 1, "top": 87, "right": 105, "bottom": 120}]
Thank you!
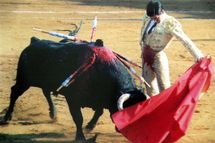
[
  {"left": 70, "top": 107, "right": 85, "bottom": 141},
  {"left": 86, "top": 108, "right": 103, "bottom": 131},
  {"left": 65, "top": 96, "right": 85, "bottom": 141}
]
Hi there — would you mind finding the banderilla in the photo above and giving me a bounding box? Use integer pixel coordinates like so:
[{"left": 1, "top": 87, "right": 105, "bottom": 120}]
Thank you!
[{"left": 33, "top": 27, "right": 79, "bottom": 41}]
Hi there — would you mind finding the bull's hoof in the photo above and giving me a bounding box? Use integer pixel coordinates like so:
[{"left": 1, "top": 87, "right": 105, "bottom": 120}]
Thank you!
[
  {"left": 0, "top": 113, "right": 11, "bottom": 125},
  {"left": 85, "top": 123, "right": 96, "bottom": 131},
  {"left": 0, "top": 119, "right": 9, "bottom": 125},
  {"left": 49, "top": 112, "right": 57, "bottom": 121},
  {"left": 3, "top": 112, "right": 12, "bottom": 122}
]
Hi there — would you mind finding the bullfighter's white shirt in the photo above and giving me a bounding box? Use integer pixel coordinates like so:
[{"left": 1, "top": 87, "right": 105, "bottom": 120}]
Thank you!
[{"left": 140, "top": 12, "right": 203, "bottom": 60}]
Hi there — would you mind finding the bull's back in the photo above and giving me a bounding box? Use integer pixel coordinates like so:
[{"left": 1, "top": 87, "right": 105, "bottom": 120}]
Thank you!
[
  {"left": 16, "top": 37, "right": 137, "bottom": 109},
  {"left": 18, "top": 37, "right": 93, "bottom": 88}
]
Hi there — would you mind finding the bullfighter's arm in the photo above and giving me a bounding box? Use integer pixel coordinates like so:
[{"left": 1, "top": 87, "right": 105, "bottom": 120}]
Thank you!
[{"left": 166, "top": 17, "right": 204, "bottom": 61}]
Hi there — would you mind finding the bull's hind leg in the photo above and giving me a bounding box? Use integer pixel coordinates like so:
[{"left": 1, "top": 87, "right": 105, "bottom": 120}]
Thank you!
[
  {"left": 86, "top": 108, "right": 103, "bottom": 131},
  {"left": 65, "top": 95, "right": 86, "bottom": 141},
  {"left": 2, "top": 83, "right": 29, "bottom": 124},
  {"left": 42, "top": 89, "right": 56, "bottom": 120}
]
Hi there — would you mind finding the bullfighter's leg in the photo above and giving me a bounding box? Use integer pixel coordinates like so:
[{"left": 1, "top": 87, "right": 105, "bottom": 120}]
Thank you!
[
  {"left": 86, "top": 108, "right": 103, "bottom": 131},
  {"left": 42, "top": 89, "right": 57, "bottom": 120},
  {"left": 153, "top": 51, "right": 171, "bottom": 91},
  {"left": 2, "top": 82, "right": 29, "bottom": 124},
  {"left": 65, "top": 95, "right": 85, "bottom": 141},
  {"left": 142, "top": 63, "right": 160, "bottom": 96}
]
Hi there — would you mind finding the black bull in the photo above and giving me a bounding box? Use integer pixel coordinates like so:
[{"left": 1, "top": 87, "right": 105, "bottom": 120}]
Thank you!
[{"left": 1, "top": 37, "right": 146, "bottom": 141}]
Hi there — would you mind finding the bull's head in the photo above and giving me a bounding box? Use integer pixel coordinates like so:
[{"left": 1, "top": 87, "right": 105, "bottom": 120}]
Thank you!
[{"left": 117, "top": 89, "right": 149, "bottom": 111}]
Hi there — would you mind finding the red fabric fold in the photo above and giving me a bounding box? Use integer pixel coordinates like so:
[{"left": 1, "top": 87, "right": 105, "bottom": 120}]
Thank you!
[{"left": 112, "top": 57, "right": 213, "bottom": 143}]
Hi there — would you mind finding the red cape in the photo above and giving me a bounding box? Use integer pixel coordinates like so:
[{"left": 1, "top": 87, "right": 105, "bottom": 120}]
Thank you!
[{"left": 112, "top": 57, "right": 213, "bottom": 143}]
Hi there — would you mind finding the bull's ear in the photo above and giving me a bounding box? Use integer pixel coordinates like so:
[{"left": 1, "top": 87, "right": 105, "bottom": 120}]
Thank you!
[
  {"left": 95, "top": 39, "right": 104, "bottom": 47},
  {"left": 117, "top": 93, "right": 131, "bottom": 111}
]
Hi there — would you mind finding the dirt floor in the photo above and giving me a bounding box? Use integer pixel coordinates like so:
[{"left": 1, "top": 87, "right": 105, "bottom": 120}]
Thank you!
[{"left": 0, "top": 0, "right": 215, "bottom": 142}]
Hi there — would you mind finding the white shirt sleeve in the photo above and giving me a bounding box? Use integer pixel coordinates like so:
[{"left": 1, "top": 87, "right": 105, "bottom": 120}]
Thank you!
[{"left": 166, "top": 17, "right": 204, "bottom": 60}]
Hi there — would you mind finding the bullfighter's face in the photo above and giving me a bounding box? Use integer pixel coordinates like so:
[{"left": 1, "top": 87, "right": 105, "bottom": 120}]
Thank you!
[
  {"left": 151, "top": 15, "right": 160, "bottom": 23},
  {"left": 150, "top": 10, "right": 164, "bottom": 23}
]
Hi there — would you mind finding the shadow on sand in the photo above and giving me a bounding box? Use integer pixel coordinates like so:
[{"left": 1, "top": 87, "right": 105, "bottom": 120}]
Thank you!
[
  {"left": 0, "top": 133, "right": 67, "bottom": 143},
  {"left": 0, "top": 132, "right": 98, "bottom": 143}
]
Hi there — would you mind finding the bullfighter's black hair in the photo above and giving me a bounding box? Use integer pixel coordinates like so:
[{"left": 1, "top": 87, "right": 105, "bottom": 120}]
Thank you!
[{"left": 146, "top": 0, "right": 163, "bottom": 17}]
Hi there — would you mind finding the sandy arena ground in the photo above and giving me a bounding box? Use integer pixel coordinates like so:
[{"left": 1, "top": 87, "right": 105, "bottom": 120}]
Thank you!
[{"left": 0, "top": 0, "right": 215, "bottom": 142}]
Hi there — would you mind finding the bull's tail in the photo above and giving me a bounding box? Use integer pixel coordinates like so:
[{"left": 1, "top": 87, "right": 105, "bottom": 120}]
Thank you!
[
  {"left": 3, "top": 47, "right": 31, "bottom": 123},
  {"left": 30, "top": 36, "right": 40, "bottom": 44},
  {"left": 15, "top": 37, "right": 40, "bottom": 83},
  {"left": 15, "top": 49, "right": 29, "bottom": 84}
]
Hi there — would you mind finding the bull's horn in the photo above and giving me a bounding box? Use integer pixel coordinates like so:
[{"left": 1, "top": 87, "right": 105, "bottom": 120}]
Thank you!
[{"left": 117, "top": 93, "right": 131, "bottom": 111}]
